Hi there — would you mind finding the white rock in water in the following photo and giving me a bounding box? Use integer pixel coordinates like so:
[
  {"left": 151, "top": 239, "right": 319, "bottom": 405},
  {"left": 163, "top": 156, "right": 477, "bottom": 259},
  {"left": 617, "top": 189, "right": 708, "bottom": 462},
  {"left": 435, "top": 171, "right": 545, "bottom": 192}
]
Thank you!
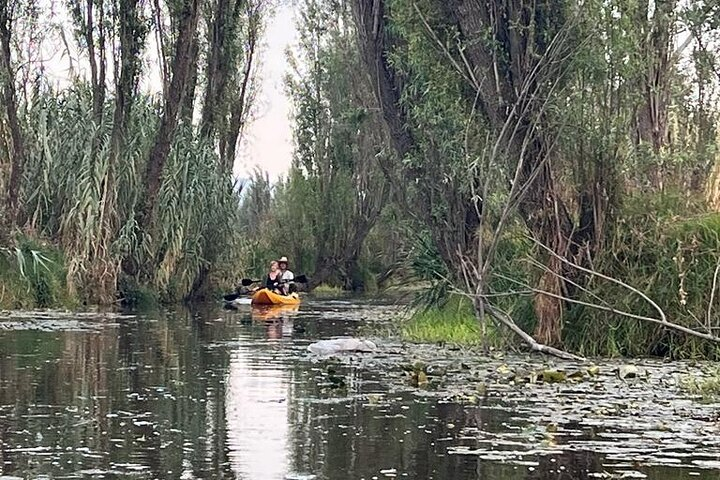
[{"left": 307, "top": 338, "right": 377, "bottom": 355}]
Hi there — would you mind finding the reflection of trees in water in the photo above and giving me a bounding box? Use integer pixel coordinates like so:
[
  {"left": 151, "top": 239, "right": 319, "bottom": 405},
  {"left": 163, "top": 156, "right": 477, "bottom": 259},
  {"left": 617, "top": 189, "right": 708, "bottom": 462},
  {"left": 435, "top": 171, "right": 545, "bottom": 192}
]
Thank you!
[
  {"left": 284, "top": 362, "right": 488, "bottom": 479},
  {"left": 0, "top": 306, "right": 240, "bottom": 478},
  {"left": 527, "top": 450, "right": 603, "bottom": 480},
  {"left": 0, "top": 307, "right": 615, "bottom": 480}
]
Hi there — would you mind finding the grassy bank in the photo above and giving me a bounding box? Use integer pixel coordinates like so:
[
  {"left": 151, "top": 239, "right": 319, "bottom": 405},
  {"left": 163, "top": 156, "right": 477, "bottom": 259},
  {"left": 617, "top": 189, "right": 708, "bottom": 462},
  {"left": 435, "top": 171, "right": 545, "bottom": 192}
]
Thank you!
[
  {"left": 400, "top": 194, "right": 720, "bottom": 360},
  {"left": 402, "top": 296, "right": 497, "bottom": 346}
]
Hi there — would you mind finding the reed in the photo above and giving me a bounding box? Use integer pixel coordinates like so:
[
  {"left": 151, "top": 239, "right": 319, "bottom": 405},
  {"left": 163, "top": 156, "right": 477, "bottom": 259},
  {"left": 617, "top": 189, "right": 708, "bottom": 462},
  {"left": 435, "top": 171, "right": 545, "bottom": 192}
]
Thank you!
[
  {"left": 0, "top": 237, "right": 74, "bottom": 309},
  {"left": 564, "top": 192, "right": 720, "bottom": 359},
  {"left": 16, "top": 87, "right": 244, "bottom": 305}
]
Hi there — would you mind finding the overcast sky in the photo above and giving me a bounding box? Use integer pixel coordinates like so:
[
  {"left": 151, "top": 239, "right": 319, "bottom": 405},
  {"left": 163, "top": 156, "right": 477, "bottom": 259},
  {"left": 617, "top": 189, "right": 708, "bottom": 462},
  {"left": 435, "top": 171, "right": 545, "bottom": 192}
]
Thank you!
[{"left": 236, "top": 3, "right": 297, "bottom": 182}]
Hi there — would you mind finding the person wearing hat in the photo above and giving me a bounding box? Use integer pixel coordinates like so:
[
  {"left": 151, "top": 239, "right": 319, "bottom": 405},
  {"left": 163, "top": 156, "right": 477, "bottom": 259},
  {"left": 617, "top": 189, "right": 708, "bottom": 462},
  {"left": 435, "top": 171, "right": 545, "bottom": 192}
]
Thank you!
[{"left": 278, "top": 256, "right": 295, "bottom": 295}]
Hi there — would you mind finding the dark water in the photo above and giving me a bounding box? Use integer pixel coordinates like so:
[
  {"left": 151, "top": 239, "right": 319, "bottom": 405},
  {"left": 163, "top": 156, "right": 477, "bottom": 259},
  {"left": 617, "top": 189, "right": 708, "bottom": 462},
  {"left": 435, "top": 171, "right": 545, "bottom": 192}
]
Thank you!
[{"left": 1, "top": 300, "right": 720, "bottom": 479}]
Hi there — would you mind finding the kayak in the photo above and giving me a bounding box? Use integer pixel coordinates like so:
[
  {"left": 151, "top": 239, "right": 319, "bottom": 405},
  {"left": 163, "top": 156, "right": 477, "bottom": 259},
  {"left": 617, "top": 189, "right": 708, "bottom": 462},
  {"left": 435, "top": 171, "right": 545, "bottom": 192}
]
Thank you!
[{"left": 251, "top": 288, "right": 301, "bottom": 305}]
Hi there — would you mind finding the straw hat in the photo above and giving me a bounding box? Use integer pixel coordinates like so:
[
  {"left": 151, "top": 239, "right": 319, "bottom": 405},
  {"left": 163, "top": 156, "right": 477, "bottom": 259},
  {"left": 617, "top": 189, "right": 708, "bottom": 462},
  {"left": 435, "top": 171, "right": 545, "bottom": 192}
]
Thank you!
[{"left": 278, "top": 256, "right": 289, "bottom": 264}]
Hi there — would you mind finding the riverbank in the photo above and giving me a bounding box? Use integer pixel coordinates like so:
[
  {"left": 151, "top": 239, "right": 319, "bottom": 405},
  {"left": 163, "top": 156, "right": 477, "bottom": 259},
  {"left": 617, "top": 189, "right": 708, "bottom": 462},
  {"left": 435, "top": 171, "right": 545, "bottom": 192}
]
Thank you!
[
  {"left": 398, "top": 201, "right": 720, "bottom": 360},
  {"left": 5, "top": 198, "right": 720, "bottom": 361}
]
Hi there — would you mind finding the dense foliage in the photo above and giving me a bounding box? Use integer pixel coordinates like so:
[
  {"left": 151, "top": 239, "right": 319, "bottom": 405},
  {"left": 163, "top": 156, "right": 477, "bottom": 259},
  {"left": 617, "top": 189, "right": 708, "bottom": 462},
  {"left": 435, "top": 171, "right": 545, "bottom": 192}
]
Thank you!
[
  {"left": 0, "top": 0, "right": 268, "bottom": 305},
  {"left": 242, "top": 0, "right": 720, "bottom": 358},
  {"left": 2, "top": 0, "right": 720, "bottom": 358}
]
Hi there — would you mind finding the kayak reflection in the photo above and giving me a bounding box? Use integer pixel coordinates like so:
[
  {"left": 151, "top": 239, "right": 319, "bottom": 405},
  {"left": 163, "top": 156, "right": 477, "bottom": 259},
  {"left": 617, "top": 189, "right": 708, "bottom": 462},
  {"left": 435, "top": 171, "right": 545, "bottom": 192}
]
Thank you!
[
  {"left": 250, "top": 304, "right": 300, "bottom": 340},
  {"left": 250, "top": 304, "right": 300, "bottom": 321}
]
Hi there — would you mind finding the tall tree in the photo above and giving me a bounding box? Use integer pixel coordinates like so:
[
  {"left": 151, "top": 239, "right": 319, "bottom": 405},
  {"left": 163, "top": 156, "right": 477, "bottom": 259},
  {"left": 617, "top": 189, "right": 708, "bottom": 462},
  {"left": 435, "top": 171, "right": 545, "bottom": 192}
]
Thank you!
[
  {"left": 287, "top": 0, "right": 388, "bottom": 290},
  {"left": 186, "top": 0, "right": 267, "bottom": 298},
  {"left": 220, "top": 0, "right": 262, "bottom": 171},
  {"left": 353, "top": 0, "right": 621, "bottom": 345},
  {"left": 139, "top": 0, "right": 201, "bottom": 235},
  {"left": 0, "top": 0, "right": 26, "bottom": 226},
  {"left": 351, "top": 0, "right": 482, "bottom": 282},
  {"left": 200, "top": 0, "right": 266, "bottom": 171},
  {"left": 443, "top": 0, "right": 584, "bottom": 345}
]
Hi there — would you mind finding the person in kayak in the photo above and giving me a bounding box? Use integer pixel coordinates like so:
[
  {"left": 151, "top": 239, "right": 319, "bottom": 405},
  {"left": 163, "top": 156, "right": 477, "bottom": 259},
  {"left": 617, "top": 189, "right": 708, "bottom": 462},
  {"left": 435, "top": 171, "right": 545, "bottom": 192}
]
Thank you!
[
  {"left": 264, "top": 260, "right": 282, "bottom": 293},
  {"left": 278, "top": 256, "right": 295, "bottom": 295}
]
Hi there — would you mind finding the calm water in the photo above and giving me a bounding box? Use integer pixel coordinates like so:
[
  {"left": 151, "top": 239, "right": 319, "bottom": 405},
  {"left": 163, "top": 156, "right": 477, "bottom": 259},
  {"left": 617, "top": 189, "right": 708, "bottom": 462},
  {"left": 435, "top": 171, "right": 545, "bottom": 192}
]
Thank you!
[{"left": 1, "top": 299, "right": 720, "bottom": 479}]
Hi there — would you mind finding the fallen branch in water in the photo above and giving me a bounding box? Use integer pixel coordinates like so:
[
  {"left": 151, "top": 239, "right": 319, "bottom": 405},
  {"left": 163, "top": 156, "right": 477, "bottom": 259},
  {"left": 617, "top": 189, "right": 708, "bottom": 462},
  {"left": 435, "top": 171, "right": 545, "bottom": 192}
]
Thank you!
[
  {"left": 453, "top": 265, "right": 586, "bottom": 362},
  {"left": 483, "top": 301, "right": 586, "bottom": 361}
]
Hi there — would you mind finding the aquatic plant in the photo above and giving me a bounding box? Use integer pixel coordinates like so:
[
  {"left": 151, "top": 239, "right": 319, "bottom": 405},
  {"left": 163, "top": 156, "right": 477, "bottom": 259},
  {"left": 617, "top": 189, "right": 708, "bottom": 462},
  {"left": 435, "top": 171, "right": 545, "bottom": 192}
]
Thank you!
[
  {"left": 679, "top": 368, "right": 720, "bottom": 400},
  {"left": 402, "top": 295, "right": 504, "bottom": 347}
]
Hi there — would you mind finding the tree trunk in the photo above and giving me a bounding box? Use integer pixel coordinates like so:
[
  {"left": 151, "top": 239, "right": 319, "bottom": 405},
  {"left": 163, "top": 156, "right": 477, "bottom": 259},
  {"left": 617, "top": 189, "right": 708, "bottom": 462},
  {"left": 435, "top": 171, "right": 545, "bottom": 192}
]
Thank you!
[
  {"left": 180, "top": 36, "right": 199, "bottom": 123},
  {"left": 221, "top": 22, "right": 257, "bottom": 172},
  {"left": 152, "top": 0, "right": 171, "bottom": 97},
  {"left": 200, "top": 0, "right": 230, "bottom": 138},
  {"left": 91, "top": 0, "right": 146, "bottom": 299},
  {"left": 139, "top": 0, "right": 201, "bottom": 233},
  {"left": 85, "top": 0, "right": 106, "bottom": 120},
  {"left": 635, "top": 0, "right": 675, "bottom": 154},
  {"left": 633, "top": 0, "right": 676, "bottom": 190},
  {"left": 0, "top": 6, "right": 25, "bottom": 226},
  {"left": 352, "top": 0, "right": 415, "bottom": 159}
]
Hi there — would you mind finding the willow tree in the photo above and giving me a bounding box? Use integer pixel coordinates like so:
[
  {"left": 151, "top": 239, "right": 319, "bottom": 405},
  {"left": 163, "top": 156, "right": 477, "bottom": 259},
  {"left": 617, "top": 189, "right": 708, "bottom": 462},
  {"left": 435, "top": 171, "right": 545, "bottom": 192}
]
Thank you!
[
  {"left": 351, "top": 0, "right": 720, "bottom": 355},
  {"left": 140, "top": 0, "right": 201, "bottom": 238},
  {"left": 285, "top": 0, "right": 388, "bottom": 290},
  {"left": 351, "top": 0, "right": 634, "bottom": 348},
  {"left": 200, "top": 0, "right": 266, "bottom": 171},
  {"left": 351, "top": 0, "right": 584, "bottom": 344}
]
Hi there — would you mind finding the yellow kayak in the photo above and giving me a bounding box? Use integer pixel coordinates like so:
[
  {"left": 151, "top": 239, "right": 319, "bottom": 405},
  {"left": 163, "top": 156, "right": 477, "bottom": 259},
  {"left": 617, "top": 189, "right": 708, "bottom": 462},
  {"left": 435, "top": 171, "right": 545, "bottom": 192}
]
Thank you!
[{"left": 251, "top": 288, "right": 301, "bottom": 305}]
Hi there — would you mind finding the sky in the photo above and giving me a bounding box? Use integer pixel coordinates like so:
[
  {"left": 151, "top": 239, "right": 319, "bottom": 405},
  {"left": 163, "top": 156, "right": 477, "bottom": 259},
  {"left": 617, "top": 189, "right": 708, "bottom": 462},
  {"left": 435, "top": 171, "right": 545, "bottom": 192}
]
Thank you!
[{"left": 235, "top": 3, "right": 298, "bottom": 182}]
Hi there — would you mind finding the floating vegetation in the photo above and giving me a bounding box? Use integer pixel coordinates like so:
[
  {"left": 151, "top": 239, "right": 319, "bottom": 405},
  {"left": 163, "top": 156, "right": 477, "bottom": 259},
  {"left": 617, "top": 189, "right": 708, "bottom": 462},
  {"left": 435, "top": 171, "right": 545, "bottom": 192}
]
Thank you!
[{"left": 678, "top": 367, "right": 720, "bottom": 400}]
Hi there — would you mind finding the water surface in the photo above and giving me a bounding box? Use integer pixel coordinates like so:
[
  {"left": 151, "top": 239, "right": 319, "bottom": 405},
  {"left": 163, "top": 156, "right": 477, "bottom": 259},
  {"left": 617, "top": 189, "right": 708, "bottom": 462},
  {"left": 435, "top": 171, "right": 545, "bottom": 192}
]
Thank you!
[{"left": 1, "top": 299, "right": 719, "bottom": 479}]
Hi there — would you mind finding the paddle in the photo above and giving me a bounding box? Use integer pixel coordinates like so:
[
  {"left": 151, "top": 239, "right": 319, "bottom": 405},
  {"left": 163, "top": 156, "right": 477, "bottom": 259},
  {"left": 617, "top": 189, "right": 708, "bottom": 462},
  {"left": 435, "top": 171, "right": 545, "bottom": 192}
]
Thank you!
[{"left": 223, "top": 274, "right": 308, "bottom": 301}]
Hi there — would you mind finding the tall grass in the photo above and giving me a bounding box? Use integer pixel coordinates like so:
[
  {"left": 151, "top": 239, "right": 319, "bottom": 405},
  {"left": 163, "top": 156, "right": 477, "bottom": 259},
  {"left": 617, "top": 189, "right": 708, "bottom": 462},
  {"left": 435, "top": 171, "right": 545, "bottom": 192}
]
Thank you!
[
  {"left": 0, "top": 237, "right": 74, "bottom": 309},
  {"left": 16, "top": 86, "right": 245, "bottom": 304},
  {"left": 402, "top": 295, "right": 503, "bottom": 346},
  {"left": 564, "top": 192, "right": 720, "bottom": 359}
]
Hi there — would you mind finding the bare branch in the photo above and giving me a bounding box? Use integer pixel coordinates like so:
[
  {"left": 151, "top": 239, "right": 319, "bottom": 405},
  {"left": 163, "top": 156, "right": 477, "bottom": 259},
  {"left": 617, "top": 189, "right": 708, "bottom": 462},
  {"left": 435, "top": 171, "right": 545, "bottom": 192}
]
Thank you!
[{"left": 485, "top": 303, "right": 586, "bottom": 361}]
